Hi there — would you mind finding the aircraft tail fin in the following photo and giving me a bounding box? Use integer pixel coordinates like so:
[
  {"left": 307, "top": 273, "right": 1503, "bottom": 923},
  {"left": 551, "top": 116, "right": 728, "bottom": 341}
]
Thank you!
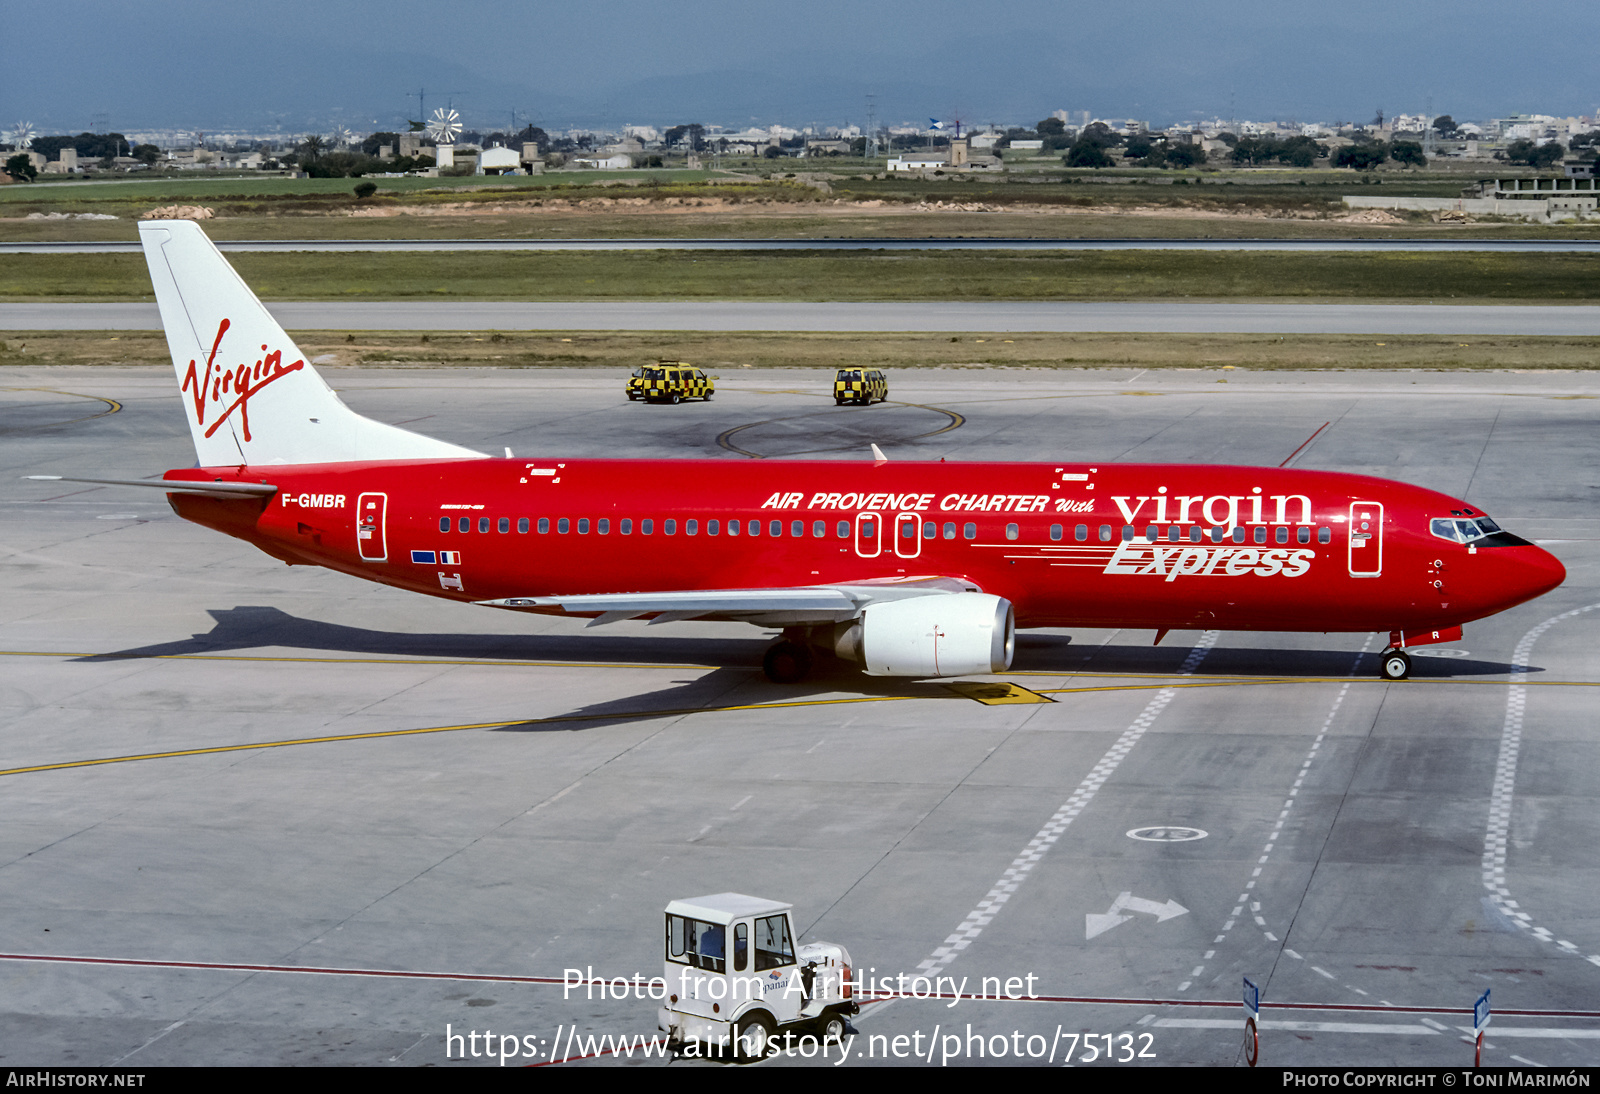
[{"left": 138, "top": 219, "right": 482, "bottom": 466}]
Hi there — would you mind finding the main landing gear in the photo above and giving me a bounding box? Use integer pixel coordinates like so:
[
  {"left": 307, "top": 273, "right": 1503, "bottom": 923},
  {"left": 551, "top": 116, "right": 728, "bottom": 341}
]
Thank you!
[
  {"left": 763, "top": 640, "right": 814, "bottom": 684},
  {"left": 1380, "top": 648, "right": 1412, "bottom": 681}
]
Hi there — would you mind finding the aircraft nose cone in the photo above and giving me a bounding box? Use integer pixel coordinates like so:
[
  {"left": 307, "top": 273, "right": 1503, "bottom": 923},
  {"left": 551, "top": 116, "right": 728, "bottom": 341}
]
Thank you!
[
  {"left": 1523, "top": 547, "right": 1561, "bottom": 598},
  {"left": 1513, "top": 543, "right": 1566, "bottom": 603}
]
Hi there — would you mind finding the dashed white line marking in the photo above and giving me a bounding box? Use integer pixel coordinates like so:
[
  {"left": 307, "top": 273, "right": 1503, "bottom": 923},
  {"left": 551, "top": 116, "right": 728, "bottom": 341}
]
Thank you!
[
  {"left": 1481, "top": 603, "right": 1600, "bottom": 969},
  {"left": 915, "top": 633, "right": 1219, "bottom": 977}
]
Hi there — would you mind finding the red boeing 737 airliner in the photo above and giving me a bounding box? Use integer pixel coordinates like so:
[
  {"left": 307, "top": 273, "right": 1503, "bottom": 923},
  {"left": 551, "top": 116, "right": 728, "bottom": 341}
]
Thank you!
[{"left": 33, "top": 222, "right": 1565, "bottom": 683}]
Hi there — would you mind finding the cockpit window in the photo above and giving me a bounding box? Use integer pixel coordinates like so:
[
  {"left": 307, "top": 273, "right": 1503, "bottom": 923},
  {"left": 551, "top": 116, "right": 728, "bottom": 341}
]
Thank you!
[{"left": 1430, "top": 516, "right": 1501, "bottom": 544}]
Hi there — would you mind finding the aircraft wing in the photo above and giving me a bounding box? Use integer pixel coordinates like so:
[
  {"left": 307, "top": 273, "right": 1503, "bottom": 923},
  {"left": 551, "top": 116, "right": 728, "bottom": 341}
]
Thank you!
[{"left": 476, "top": 576, "right": 980, "bottom": 627}]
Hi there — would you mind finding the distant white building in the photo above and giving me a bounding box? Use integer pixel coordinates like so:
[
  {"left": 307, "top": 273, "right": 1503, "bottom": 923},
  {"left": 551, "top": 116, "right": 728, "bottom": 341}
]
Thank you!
[
  {"left": 478, "top": 146, "right": 521, "bottom": 174},
  {"left": 572, "top": 154, "right": 633, "bottom": 170},
  {"left": 887, "top": 153, "right": 949, "bottom": 172}
]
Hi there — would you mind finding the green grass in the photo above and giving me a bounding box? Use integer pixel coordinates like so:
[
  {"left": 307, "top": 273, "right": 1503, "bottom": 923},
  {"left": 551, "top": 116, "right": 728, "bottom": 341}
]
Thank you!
[
  {"left": 5, "top": 250, "right": 1598, "bottom": 303},
  {"left": 7, "top": 329, "right": 1600, "bottom": 373},
  {"left": 0, "top": 170, "right": 732, "bottom": 203}
]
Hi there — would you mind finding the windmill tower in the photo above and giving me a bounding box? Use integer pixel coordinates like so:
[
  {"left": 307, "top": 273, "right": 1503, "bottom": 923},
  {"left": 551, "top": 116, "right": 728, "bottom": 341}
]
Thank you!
[{"left": 426, "top": 107, "right": 462, "bottom": 168}]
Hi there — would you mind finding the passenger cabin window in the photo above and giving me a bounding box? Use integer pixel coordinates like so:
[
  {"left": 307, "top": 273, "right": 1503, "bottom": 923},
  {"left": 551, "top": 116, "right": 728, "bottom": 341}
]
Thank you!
[
  {"left": 1006, "top": 523, "right": 1019, "bottom": 541},
  {"left": 1297, "top": 527, "right": 1311, "bottom": 544},
  {"left": 459, "top": 518, "right": 470, "bottom": 533},
  {"left": 837, "top": 521, "right": 849, "bottom": 538},
  {"left": 498, "top": 517, "right": 510, "bottom": 533},
  {"left": 1098, "top": 525, "right": 1112, "bottom": 542},
  {"left": 963, "top": 522, "right": 977, "bottom": 540},
  {"left": 1050, "top": 524, "right": 1063, "bottom": 541},
  {"left": 945, "top": 523, "right": 957, "bottom": 540},
  {"left": 686, "top": 519, "right": 697, "bottom": 536},
  {"left": 642, "top": 519, "right": 653, "bottom": 535},
  {"left": 1075, "top": 524, "right": 1087, "bottom": 542},
  {"left": 577, "top": 518, "right": 589, "bottom": 534},
  {"left": 598, "top": 518, "right": 609, "bottom": 535},
  {"left": 708, "top": 520, "right": 719, "bottom": 536},
  {"left": 478, "top": 518, "right": 489, "bottom": 534},
  {"left": 557, "top": 518, "right": 570, "bottom": 534},
  {"left": 664, "top": 519, "right": 676, "bottom": 535},
  {"left": 439, "top": 517, "right": 450, "bottom": 532},
  {"left": 1318, "top": 527, "right": 1332, "bottom": 544},
  {"left": 621, "top": 518, "right": 632, "bottom": 534},
  {"left": 538, "top": 518, "right": 550, "bottom": 534},
  {"left": 769, "top": 520, "right": 782, "bottom": 537},
  {"left": 517, "top": 518, "right": 529, "bottom": 533}
]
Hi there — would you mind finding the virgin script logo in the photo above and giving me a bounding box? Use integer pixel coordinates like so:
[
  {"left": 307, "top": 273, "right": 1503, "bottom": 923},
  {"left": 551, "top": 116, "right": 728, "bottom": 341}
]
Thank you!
[{"left": 180, "top": 318, "right": 304, "bottom": 442}]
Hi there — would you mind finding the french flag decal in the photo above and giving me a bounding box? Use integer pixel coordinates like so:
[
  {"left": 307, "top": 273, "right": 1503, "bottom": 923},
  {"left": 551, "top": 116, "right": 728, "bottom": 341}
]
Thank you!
[{"left": 440, "top": 550, "right": 462, "bottom": 565}]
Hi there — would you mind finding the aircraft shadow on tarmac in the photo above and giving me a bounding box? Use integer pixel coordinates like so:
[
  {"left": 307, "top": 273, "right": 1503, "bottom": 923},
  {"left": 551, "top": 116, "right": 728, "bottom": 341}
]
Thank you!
[
  {"left": 82, "top": 608, "right": 1532, "bottom": 734},
  {"left": 1037, "top": 638, "right": 1530, "bottom": 679}
]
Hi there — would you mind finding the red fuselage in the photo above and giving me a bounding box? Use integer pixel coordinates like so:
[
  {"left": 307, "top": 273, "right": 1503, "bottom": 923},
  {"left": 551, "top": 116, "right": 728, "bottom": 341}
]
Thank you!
[{"left": 164, "top": 457, "right": 1565, "bottom": 639}]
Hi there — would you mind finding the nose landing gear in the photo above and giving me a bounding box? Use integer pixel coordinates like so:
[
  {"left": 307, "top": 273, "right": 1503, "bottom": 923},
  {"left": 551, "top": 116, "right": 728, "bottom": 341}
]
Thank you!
[{"left": 1380, "top": 648, "right": 1412, "bottom": 680}]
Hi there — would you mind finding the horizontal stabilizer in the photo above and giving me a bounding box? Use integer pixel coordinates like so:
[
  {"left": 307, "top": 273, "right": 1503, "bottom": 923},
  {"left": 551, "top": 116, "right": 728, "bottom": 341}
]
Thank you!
[{"left": 27, "top": 474, "right": 278, "bottom": 498}]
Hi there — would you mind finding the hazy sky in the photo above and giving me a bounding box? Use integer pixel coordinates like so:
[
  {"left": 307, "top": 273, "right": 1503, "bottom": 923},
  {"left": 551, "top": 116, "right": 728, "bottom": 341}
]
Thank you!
[{"left": 6, "top": 0, "right": 1598, "bottom": 135}]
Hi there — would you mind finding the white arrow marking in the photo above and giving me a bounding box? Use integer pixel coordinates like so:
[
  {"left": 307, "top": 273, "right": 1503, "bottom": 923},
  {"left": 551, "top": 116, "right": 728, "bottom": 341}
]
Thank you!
[{"left": 1086, "top": 892, "right": 1189, "bottom": 939}]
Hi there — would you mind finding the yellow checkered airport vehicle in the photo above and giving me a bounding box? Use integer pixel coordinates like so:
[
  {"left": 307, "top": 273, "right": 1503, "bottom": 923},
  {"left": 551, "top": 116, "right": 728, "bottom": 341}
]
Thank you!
[
  {"left": 834, "top": 368, "right": 887, "bottom": 406},
  {"left": 636, "top": 362, "right": 714, "bottom": 404}
]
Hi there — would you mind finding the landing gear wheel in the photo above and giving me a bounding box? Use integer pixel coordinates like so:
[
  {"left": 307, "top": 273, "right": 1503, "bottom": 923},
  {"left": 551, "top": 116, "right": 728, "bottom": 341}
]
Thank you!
[
  {"left": 763, "top": 641, "right": 813, "bottom": 684},
  {"left": 816, "top": 1011, "right": 847, "bottom": 1044},
  {"left": 1381, "top": 649, "right": 1412, "bottom": 681},
  {"left": 735, "top": 1014, "right": 774, "bottom": 1062}
]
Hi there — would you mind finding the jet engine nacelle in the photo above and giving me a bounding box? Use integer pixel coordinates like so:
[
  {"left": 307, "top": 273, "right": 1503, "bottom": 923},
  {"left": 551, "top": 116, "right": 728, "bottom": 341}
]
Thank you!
[{"left": 839, "top": 592, "right": 1015, "bottom": 677}]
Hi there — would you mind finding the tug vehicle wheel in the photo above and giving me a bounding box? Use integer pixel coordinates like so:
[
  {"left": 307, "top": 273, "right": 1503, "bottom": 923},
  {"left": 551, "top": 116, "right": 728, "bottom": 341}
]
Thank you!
[{"left": 735, "top": 1014, "right": 775, "bottom": 1061}]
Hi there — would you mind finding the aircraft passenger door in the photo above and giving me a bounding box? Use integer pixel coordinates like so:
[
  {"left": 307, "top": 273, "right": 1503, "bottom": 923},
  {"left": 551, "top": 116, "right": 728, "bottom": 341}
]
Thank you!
[
  {"left": 1348, "top": 501, "right": 1382, "bottom": 577},
  {"left": 894, "top": 512, "right": 922, "bottom": 559},
  {"left": 357, "top": 492, "right": 388, "bottom": 562},
  {"left": 854, "top": 512, "right": 881, "bottom": 558}
]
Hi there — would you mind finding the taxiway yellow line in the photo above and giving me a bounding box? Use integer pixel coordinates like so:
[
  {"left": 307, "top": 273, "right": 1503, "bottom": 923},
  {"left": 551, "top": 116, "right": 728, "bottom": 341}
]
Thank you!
[
  {"left": 2, "top": 667, "right": 1597, "bottom": 780},
  {"left": 0, "top": 650, "right": 718, "bottom": 671}
]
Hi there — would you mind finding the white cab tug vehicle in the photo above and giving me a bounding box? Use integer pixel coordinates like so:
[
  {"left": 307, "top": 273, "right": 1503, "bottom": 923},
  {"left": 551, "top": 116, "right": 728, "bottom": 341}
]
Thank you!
[{"left": 658, "top": 893, "right": 857, "bottom": 1060}]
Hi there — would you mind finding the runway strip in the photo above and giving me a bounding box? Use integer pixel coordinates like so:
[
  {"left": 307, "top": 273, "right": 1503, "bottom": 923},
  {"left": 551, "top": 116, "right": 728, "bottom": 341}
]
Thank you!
[{"left": 9, "top": 301, "right": 1600, "bottom": 334}]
